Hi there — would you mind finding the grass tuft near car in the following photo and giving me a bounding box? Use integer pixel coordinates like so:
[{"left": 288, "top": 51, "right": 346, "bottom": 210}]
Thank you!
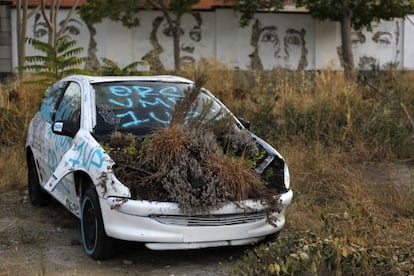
[{"left": 26, "top": 75, "right": 293, "bottom": 260}]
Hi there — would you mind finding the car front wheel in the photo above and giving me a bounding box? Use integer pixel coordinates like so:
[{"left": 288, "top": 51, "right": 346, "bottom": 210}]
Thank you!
[
  {"left": 81, "top": 188, "right": 115, "bottom": 260},
  {"left": 27, "top": 154, "right": 50, "bottom": 206}
]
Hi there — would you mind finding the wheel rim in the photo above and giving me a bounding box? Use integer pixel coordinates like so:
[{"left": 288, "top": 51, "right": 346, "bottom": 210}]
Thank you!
[{"left": 82, "top": 198, "right": 98, "bottom": 254}]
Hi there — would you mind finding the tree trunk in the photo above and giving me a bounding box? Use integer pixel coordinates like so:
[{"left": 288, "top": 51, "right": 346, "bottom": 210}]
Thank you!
[
  {"left": 56, "top": 0, "right": 80, "bottom": 38},
  {"left": 16, "top": 0, "right": 23, "bottom": 77},
  {"left": 21, "top": 0, "right": 28, "bottom": 74},
  {"left": 50, "top": 0, "right": 57, "bottom": 48},
  {"left": 340, "top": 12, "right": 354, "bottom": 78},
  {"left": 17, "top": 1, "right": 39, "bottom": 78},
  {"left": 16, "top": 0, "right": 31, "bottom": 79}
]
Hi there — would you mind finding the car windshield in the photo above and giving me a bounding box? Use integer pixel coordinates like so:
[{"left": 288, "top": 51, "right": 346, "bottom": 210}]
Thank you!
[{"left": 92, "top": 81, "right": 229, "bottom": 137}]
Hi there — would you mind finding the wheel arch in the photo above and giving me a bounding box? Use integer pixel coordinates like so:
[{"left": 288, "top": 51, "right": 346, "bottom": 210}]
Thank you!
[
  {"left": 74, "top": 171, "right": 94, "bottom": 199},
  {"left": 26, "top": 146, "right": 34, "bottom": 163}
]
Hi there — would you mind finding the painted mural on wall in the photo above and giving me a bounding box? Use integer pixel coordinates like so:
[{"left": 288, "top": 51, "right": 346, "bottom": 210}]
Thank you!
[
  {"left": 248, "top": 13, "right": 314, "bottom": 70},
  {"left": 338, "top": 20, "right": 402, "bottom": 70},
  {"left": 249, "top": 18, "right": 308, "bottom": 70},
  {"left": 11, "top": 9, "right": 412, "bottom": 72},
  {"left": 142, "top": 12, "right": 203, "bottom": 71},
  {"left": 354, "top": 21, "right": 401, "bottom": 69},
  {"left": 28, "top": 11, "right": 99, "bottom": 70}
]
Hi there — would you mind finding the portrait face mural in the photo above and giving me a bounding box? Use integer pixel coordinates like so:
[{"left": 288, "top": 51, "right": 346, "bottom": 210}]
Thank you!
[
  {"left": 250, "top": 19, "right": 308, "bottom": 70},
  {"left": 143, "top": 12, "right": 203, "bottom": 71},
  {"left": 30, "top": 11, "right": 99, "bottom": 70},
  {"left": 351, "top": 21, "right": 401, "bottom": 70},
  {"left": 32, "top": 12, "right": 89, "bottom": 48}
]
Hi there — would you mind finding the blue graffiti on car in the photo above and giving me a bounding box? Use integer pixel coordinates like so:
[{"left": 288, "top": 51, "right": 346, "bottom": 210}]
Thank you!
[{"left": 69, "top": 140, "right": 104, "bottom": 169}]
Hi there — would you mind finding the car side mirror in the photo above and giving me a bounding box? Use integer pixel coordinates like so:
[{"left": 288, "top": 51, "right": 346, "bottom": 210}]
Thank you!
[
  {"left": 52, "top": 120, "right": 76, "bottom": 138},
  {"left": 238, "top": 117, "right": 250, "bottom": 129}
]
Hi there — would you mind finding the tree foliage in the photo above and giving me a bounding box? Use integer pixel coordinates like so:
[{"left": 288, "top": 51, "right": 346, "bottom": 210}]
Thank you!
[
  {"left": 295, "top": 0, "right": 414, "bottom": 75},
  {"left": 297, "top": 0, "right": 414, "bottom": 31},
  {"left": 79, "top": 0, "right": 141, "bottom": 26},
  {"left": 100, "top": 57, "right": 146, "bottom": 76},
  {"left": 23, "top": 35, "right": 89, "bottom": 84},
  {"left": 231, "top": 0, "right": 285, "bottom": 27}
]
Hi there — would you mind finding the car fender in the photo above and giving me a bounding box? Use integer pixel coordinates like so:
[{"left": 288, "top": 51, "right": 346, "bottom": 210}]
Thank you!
[{"left": 43, "top": 129, "right": 130, "bottom": 198}]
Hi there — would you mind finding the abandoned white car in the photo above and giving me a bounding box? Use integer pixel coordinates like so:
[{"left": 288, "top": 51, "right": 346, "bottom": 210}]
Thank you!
[{"left": 26, "top": 75, "right": 293, "bottom": 260}]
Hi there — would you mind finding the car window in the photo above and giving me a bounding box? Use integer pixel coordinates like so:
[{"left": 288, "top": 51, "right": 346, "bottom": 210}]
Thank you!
[
  {"left": 92, "top": 81, "right": 227, "bottom": 136},
  {"left": 54, "top": 82, "right": 82, "bottom": 131},
  {"left": 39, "top": 81, "right": 68, "bottom": 123},
  {"left": 93, "top": 81, "right": 186, "bottom": 135}
]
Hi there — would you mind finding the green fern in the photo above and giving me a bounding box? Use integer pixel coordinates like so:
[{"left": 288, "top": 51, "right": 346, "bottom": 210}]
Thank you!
[
  {"left": 100, "top": 57, "right": 146, "bottom": 76},
  {"left": 23, "top": 35, "right": 91, "bottom": 84}
]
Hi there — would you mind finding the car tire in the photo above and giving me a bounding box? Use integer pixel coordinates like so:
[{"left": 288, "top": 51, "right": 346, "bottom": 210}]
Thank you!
[
  {"left": 27, "top": 155, "right": 50, "bottom": 206},
  {"left": 81, "top": 188, "right": 115, "bottom": 260}
]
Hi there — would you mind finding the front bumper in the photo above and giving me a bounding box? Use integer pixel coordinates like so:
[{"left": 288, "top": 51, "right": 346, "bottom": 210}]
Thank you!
[{"left": 100, "top": 189, "right": 293, "bottom": 250}]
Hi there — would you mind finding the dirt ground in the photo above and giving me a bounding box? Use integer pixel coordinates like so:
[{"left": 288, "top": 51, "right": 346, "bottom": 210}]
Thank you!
[
  {"left": 0, "top": 187, "right": 250, "bottom": 276},
  {"left": 1, "top": 163, "right": 411, "bottom": 275}
]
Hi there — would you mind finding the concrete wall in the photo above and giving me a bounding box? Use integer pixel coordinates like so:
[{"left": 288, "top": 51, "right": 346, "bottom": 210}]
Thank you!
[
  {"left": 0, "top": 4, "right": 11, "bottom": 73},
  {"left": 404, "top": 16, "right": 414, "bottom": 69},
  {"left": 8, "top": 9, "right": 414, "bottom": 72}
]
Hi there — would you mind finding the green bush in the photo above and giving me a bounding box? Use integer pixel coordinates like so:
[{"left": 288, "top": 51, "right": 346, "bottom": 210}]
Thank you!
[{"left": 230, "top": 230, "right": 410, "bottom": 276}]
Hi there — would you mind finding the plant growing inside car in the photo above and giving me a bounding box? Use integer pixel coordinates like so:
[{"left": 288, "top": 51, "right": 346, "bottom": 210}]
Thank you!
[
  {"left": 103, "top": 77, "right": 281, "bottom": 215},
  {"left": 106, "top": 124, "right": 279, "bottom": 215}
]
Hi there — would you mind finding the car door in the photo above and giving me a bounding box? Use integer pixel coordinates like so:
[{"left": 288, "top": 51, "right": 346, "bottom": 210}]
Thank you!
[
  {"left": 33, "top": 81, "right": 68, "bottom": 186},
  {"left": 46, "top": 81, "right": 82, "bottom": 213}
]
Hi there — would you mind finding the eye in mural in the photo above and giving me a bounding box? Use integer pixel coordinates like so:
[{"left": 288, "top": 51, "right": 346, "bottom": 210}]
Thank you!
[
  {"left": 31, "top": 12, "right": 99, "bottom": 71},
  {"left": 32, "top": 12, "right": 87, "bottom": 43},
  {"left": 340, "top": 21, "right": 400, "bottom": 70},
  {"left": 249, "top": 19, "right": 308, "bottom": 70},
  {"left": 142, "top": 12, "right": 203, "bottom": 71}
]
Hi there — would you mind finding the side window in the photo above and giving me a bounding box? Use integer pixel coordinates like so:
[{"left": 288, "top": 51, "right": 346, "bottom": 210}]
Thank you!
[
  {"left": 39, "top": 81, "right": 67, "bottom": 123},
  {"left": 54, "top": 82, "right": 82, "bottom": 132}
]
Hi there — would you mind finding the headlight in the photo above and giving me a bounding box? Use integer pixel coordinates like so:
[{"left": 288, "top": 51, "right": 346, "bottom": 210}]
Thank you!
[{"left": 284, "top": 164, "right": 290, "bottom": 189}]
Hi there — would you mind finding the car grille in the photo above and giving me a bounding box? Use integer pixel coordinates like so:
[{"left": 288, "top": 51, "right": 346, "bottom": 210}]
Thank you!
[{"left": 150, "top": 211, "right": 267, "bottom": 227}]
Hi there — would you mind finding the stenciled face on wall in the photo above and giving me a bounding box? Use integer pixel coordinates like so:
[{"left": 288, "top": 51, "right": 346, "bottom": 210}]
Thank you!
[
  {"left": 250, "top": 19, "right": 308, "bottom": 70},
  {"left": 32, "top": 12, "right": 89, "bottom": 48},
  {"left": 30, "top": 12, "right": 99, "bottom": 70},
  {"left": 350, "top": 21, "right": 400, "bottom": 70},
  {"left": 143, "top": 12, "right": 203, "bottom": 71}
]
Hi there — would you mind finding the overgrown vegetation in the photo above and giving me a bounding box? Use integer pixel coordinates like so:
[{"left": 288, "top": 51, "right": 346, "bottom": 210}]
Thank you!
[
  {"left": 107, "top": 125, "right": 272, "bottom": 215},
  {"left": 23, "top": 35, "right": 90, "bottom": 84},
  {"left": 1, "top": 62, "right": 413, "bottom": 274},
  {"left": 99, "top": 57, "right": 146, "bottom": 76},
  {"left": 104, "top": 79, "right": 277, "bottom": 215},
  {"left": 0, "top": 77, "right": 43, "bottom": 189}
]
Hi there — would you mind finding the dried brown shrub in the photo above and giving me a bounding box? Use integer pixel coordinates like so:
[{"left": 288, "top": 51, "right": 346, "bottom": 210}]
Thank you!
[
  {"left": 108, "top": 123, "right": 273, "bottom": 214},
  {"left": 205, "top": 154, "right": 264, "bottom": 202},
  {"left": 105, "top": 74, "right": 279, "bottom": 214}
]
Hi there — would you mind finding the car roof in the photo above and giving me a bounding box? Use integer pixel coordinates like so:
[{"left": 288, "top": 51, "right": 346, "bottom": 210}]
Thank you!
[{"left": 61, "top": 75, "right": 194, "bottom": 84}]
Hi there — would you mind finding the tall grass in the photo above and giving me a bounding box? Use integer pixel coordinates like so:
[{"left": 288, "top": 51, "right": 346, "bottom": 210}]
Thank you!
[
  {"left": 0, "top": 76, "right": 45, "bottom": 192},
  {"left": 1, "top": 64, "right": 413, "bottom": 273},
  {"left": 0, "top": 148, "right": 27, "bottom": 190},
  {"left": 181, "top": 62, "right": 414, "bottom": 274}
]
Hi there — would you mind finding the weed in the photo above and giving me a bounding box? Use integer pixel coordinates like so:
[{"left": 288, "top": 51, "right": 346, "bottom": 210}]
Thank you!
[
  {"left": 107, "top": 123, "right": 274, "bottom": 215},
  {"left": 1, "top": 65, "right": 414, "bottom": 274},
  {"left": 0, "top": 148, "right": 27, "bottom": 192}
]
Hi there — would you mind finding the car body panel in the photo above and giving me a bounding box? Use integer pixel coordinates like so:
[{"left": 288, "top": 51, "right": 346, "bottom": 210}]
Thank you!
[{"left": 100, "top": 189, "right": 292, "bottom": 249}]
